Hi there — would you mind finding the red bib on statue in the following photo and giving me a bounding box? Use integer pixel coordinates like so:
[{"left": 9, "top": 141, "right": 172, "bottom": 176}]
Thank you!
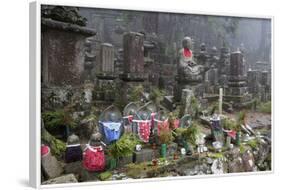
[
  {"left": 183, "top": 48, "right": 192, "bottom": 58},
  {"left": 83, "top": 146, "right": 105, "bottom": 172}
]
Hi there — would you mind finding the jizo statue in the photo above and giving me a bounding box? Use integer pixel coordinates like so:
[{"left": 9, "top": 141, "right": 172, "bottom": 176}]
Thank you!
[{"left": 178, "top": 37, "right": 204, "bottom": 82}]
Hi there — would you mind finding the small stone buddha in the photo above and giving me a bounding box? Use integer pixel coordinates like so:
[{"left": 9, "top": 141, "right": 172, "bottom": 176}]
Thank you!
[{"left": 65, "top": 134, "right": 83, "bottom": 163}]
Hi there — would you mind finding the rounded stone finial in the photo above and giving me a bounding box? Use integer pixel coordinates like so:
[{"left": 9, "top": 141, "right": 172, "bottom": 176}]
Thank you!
[
  {"left": 182, "top": 36, "right": 192, "bottom": 49},
  {"left": 89, "top": 132, "right": 102, "bottom": 146},
  {"left": 67, "top": 134, "right": 80, "bottom": 145}
]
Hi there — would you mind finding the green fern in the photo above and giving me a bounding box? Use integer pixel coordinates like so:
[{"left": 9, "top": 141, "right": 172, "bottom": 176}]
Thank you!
[{"left": 108, "top": 134, "right": 140, "bottom": 159}]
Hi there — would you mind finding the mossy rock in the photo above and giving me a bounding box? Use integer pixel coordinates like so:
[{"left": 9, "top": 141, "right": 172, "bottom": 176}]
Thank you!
[
  {"left": 98, "top": 171, "right": 112, "bottom": 181},
  {"left": 41, "top": 127, "right": 66, "bottom": 157}
]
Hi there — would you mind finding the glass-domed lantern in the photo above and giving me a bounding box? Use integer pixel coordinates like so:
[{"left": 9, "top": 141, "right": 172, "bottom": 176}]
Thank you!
[
  {"left": 153, "top": 110, "right": 169, "bottom": 136},
  {"left": 179, "top": 114, "right": 192, "bottom": 128},
  {"left": 99, "top": 105, "right": 123, "bottom": 144},
  {"left": 123, "top": 102, "right": 139, "bottom": 133}
]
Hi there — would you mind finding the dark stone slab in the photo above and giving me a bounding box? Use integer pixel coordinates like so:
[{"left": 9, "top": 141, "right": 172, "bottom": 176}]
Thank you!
[{"left": 133, "top": 148, "right": 154, "bottom": 163}]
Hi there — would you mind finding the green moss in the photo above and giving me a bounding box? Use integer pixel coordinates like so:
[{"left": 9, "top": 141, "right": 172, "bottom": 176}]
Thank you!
[
  {"left": 149, "top": 88, "right": 164, "bottom": 105},
  {"left": 239, "top": 144, "right": 246, "bottom": 154},
  {"left": 246, "top": 139, "right": 259, "bottom": 149},
  {"left": 190, "top": 96, "right": 200, "bottom": 118},
  {"left": 208, "top": 152, "right": 224, "bottom": 159},
  {"left": 257, "top": 101, "right": 271, "bottom": 113},
  {"left": 222, "top": 118, "right": 237, "bottom": 130},
  {"left": 232, "top": 111, "right": 247, "bottom": 132},
  {"left": 98, "top": 171, "right": 112, "bottom": 181},
  {"left": 41, "top": 127, "right": 66, "bottom": 156},
  {"left": 128, "top": 85, "right": 144, "bottom": 102},
  {"left": 237, "top": 111, "right": 246, "bottom": 125},
  {"left": 184, "top": 122, "right": 200, "bottom": 146},
  {"left": 126, "top": 162, "right": 147, "bottom": 179},
  {"left": 174, "top": 122, "right": 200, "bottom": 146}
]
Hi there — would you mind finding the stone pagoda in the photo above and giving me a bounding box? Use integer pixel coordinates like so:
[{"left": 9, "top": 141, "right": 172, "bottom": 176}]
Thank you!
[{"left": 224, "top": 51, "right": 253, "bottom": 108}]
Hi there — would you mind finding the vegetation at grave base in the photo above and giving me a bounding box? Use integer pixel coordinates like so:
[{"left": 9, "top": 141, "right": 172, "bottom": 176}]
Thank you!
[
  {"left": 159, "top": 130, "right": 174, "bottom": 145},
  {"left": 42, "top": 109, "right": 75, "bottom": 129},
  {"left": 98, "top": 171, "right": 112, "bottom": 181},
  {"left": 126, "top": 162, "right": 148, "bottom": 179},
  {"left": 237, "top": 111, "right": 246, "bottom": 125},
  {"left": 41, "top": 127, "right": 66, "bottom": 156},
  {"left": 208, "top": 152, "right": 225, "bottom": 159},
  {"left": 149, "top": 88, "right": 165, "bottom": 105},
  {"left": 174, "top": 122, "right": 200, "bottom": 146},
  {"left": 190, "top": 96, "right": 200, "bottom": 118},
  {"left": 128, "top": 85, "right": 144, "bottom": 102},
  {"left": 108, "top": 134, "right": 140, "bottom": 159},
  {"left": 168, "top": 112, "right": 177, "bottom": 130},
  {"left": 232, "top": 110, "right": 246, "bottom": 132},
  {"left": 126, "top": 162, "right": 148, "bottom": 170},
  {"left": 221, "top": 118, "right": 237, "bottom": 130},
  {"left": 112, "top": 81, "right": 126, "bottom": 110},
  {"left": 246, "top": 139, "right": 259, "bottom": 149},
  {"left": 174, "top": 128, "right": 187, "bottom": 137},
  {"left": 239, "top": 144, "right": 247, "bottom": 154},
  {"left": 257, "top": 101, "right": 271, "bottom": 114},
  {"left": 220, "top": 111, "right": 246, "bottom": 132}
]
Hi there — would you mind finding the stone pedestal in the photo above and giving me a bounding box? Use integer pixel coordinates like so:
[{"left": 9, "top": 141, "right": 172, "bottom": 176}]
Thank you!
[
  {"left": 133, "top": 149, "right": 154, "bottom": 163},
  {"left": 175, "top": 68, "right": 204, "bottom": 102},
  {"left": 120, "top": 32, "right": 148, "bottom": 104},
  {"left": 180, "top": 89, "right": 194, "bottom": 116}
]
